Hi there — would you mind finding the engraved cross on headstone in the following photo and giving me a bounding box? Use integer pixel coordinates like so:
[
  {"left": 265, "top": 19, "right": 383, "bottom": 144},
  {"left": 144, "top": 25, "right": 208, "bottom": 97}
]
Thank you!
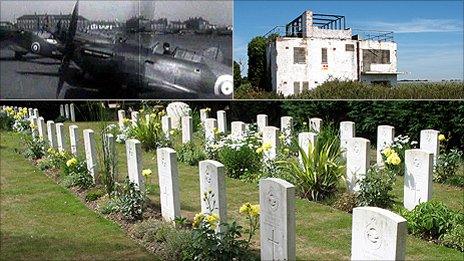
[{"left": 268, "top": 229, "right": 280, "bottom": 260}]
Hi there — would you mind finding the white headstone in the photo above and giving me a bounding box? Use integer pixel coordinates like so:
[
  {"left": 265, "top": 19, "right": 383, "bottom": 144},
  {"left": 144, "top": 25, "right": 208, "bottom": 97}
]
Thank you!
[
  {"left": 217, "top": 110, "right": 227, "bottom": 133},
  {"left": 340, "top": 121, "right": 355, "bottom": 154},
  {"left": 298, "top": 132, "right": 317, "bottom": 162},
  {"left": 70, "top": 103, "right": 76, "bottom": 122},
  {"left": 33, "top": 108, "right": 39, "bottom": 118},
  {"left": 351, "top": 207, "right": 407, "bottom": 260},
  {"left": 28, "top": 108, "right": 33, "bottom": 118},
  {"left": 281, "top": 116, "right": 293, "bottom": 144},
  {"left": 257, "top": 114, "right": 268, "bottom": 133},
  {"left": 162, "top": 115, "right": 172, "bottom": 139},
  {"left": 199, "top": 160, "right": 227, "bottom": 227},
  {"left": 259, "top": 178, "right": 296, "bottom": 261},
  {"left": 231, "top": 121, "right": 246, "bottom": 139},
  {"left": 181, "top": 116, "right": 193, "bottom": 144},
  {"left": 69, "top": 125, "right": 78, "bottom": 155},
  {"left": 83, "top": 129, "right": 98, "bottom": 182},
  {"left": 157, "top": 148, "right": 181, "bottom": 222},
  {"left": 64, "top": 104, "right": 70, "bottom": 119},
  {"left": 404, "top": 149, "right": 433, "bottom": 211},
  {"left": 204, "top": 118, "right": 217, "bottom": 145},
  {"left": 310, "top": 118, "right": 322, "bottom": 133},
  {"left": 60, "top": 105, "right": 64, "bottom": 117},
  {"left": 166, "top": 102, "right": 191, "bottom": 129},
  {"left": 126, "top": 139, "right": 144, "bottom": 191},
  {"left": 37, "top": 117, "right": 46, "bottom": 140},
  {"left": 117, "top": 110, "right": 126, "bottom": 129},
  {"left": 200, "top": 109, "right": 209, "bottom": 125},
  {"left": 420, "top": 129, "right": 439, "bottom": 166},
  {"left": 30, "top": 116, "right": 38, "bottom": 138},
  {"left": 46, "top": 121, "right": 57, "bottom": 148},
  {"left": 262, "top": 126, "right": 279, "bottom": 160},
  {"left": 56, "top": 123, "right": 66, "bottom": 151},
  {"left": 346, "top": 137, "right": 370, "bottom": 192},
  {"left": 377, "top": 125, "right": 395, "bottom": 166},
  {"left": 131, "top": 111, "right": 139, "bottom": 126}
]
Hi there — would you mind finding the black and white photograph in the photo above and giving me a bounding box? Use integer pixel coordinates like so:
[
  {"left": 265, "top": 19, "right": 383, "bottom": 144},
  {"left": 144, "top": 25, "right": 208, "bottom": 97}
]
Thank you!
[{"left": 0, "top": 0, "right": 233, "bottom": 99}]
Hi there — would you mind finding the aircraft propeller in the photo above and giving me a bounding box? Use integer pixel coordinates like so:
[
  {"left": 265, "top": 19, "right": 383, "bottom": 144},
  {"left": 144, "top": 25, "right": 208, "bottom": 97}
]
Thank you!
[{"left": 56, "top": 0, "right": 79, "bottom": 98}]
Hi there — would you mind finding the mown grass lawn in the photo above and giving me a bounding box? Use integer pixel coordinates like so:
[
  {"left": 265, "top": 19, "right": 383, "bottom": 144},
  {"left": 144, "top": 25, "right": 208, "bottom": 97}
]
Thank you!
[
  {"left": 2, "top": 120, "right": 464, "bottom": 260},
  {"left": 0, "top": 131, "right": 154, "bottom": 260}
]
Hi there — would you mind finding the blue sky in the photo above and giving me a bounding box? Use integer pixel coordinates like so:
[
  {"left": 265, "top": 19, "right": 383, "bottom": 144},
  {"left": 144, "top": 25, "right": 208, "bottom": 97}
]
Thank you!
[{"left": 234, "top": 1, "right": 464, "bottom": 81}]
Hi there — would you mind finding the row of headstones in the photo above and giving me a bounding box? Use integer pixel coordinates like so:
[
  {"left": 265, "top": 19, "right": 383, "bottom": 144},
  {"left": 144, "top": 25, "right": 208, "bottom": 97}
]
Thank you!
[
  {"left": 342, "top": 123, "right": 438, "bottom": 211},
  {"left": 111, "top": 138, "right": 408, "bottom": 261},
  {"left": 198, "top": 110, "right": 439, "bottom": 212},
  {"left": 59, "top": 103, "right": 76, "bottom": 122},
  {"left": 25, "top": 106, "right": 410, "bottom": 260}
]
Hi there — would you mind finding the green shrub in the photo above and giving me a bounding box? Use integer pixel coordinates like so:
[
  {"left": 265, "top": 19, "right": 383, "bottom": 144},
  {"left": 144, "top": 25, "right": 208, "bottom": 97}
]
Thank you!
[
  {"left": 442, "top": 224, "right": 464, "bottom": 252},
  {"left": 85, "top": 187, "right": 106, "bottom": 202},
  {"left": 116, "top": 178, "right": 146, "bottom": 220},
  {"left": 280, "top": 140, "right": 345, "bottom": 201},
  {"left": 132, "top": 219, "right": 194, "bottom": 261},
  {"left": 177, "top": 141, "right": 206, "bottom": 166},
  {"left": 357, "top": 167, "right": 396, "bottom": 208},
  {"left": 99, "top": 198, "right": 120, "bottom": 215},
  {"left": 218, "top": 145, "right": 261, "bottom": 179},
  {"left": 129, "top": 110, "right": 170, "bottom": 151},
  {"left": 0, "top": 110, "right": 14, "bottom": 131},
  {"left": 21, "top": 135, "right": 46, "bottom": 160},
  {"left": 401, "top": 201, "right": 461, "bottom": 240},
  {"left": 434, "top": 149, "right": 463, "bottom": 185},
  {"left": 61, "top": 157, "right": 94, "bottom": 190},
  {"left": 186, "top": 220, "right": 253, "bottom": 261}
]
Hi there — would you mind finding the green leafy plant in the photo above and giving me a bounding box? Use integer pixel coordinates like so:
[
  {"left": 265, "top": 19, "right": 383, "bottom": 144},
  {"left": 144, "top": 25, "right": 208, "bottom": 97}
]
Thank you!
[
  {"left": 177, "top": 141, "right": 206, "bottom": 166},
  {"left": 21, "top": 135, "right": 46, "bottom": 160},
  {"left": 218, "top": 145, "right": 261, "bottom": 179},
  {"left": 442, "top": 224, "right": 464, "bottom": 252},
  {"left": 85, "top": 186, "right": 106, "bottom": 202},
  {"left": 116, "top": 178, "right": 146, "bottom": 220},
  {"left": 280, "top": 140, "right": 345, "bottom": 201},
  {"left": 434, "top": 149, "right": 463, "bottom": 186},
  {"left": 129, "top": 109, "right": 170, "bottom": 151},
  {"left": 333, "top": 192, "right": 357, "bottom": 213},
  {"left": 357, "top": 167, "right": 396, "bottom": 208},
  {"left": 400, "top": 201, "right": 463, "bottom": 241},
  {"left": 61, "top": 157, "right": 94, "bottom": 189}
]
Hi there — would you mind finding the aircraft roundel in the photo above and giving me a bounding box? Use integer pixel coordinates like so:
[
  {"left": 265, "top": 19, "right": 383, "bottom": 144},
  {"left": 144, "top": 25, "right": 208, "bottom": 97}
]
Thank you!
[{"left": 31, "top": 42, "right": 41, "bottom": 53}]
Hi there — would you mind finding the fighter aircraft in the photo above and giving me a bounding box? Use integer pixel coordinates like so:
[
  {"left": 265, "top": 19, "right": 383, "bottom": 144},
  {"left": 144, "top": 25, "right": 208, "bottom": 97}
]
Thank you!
[
  {"left": 0, "top": 22, "right": 62, "bottom": 59},
  {"left": 55, "top": 0, "right": 233, "bottom": 98}
]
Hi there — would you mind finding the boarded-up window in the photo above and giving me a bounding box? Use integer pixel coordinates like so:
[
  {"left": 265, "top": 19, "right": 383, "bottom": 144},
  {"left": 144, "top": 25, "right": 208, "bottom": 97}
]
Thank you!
[
  {"left": 345, "top": 44, "right": 355, "bottom": 51},
  {"left": 293, "top": 47, "right": 306, "bottom": 64},
  {"left": 363, "top": 49, "right": 390, "bottom": 64},
  {"left": 293, "top": 82, "right": 300, "bottom": 93},
  {"left": 302, "top": 82, "right": 309, "bottom": 92},
  {"left": 321, "top": 48, "right": 328, "bottom": 63}
]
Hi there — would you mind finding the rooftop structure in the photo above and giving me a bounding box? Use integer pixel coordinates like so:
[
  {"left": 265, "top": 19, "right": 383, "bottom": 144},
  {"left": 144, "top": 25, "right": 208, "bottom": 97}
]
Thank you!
[{"left": 266, "top": 10, "right": 399, "bottom": 96}]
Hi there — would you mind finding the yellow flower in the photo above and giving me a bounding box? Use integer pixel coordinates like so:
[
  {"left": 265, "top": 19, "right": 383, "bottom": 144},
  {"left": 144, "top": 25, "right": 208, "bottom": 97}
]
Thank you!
[
  {"left": 206, "top": 213, "right": 220, "bottom": 229},
  {"left": 256, "top": 147, "right": 263, "bottom": 154},
  {"left": 262, "top": 142, "right": 272, "bottom": 152},
  {"left": 382, "top": 147, "right": 394, "bottom": 157},
  {"left": 142, "top": 169, "right": 152, "bottom": 178},
  {"left": 29, "top": 122, "right": 36, "bottom": 129},
  {"left": 205, "top": 108, "right": 211, "bottom": 112},
  {"left": 193, "top": 213, "right": 205, "bottom": 228},
  {"left": 66, "top": 158, "right": 78, "bottom": 167},
  {"left": 438, "top": 134, "right": 446, "bottom": 142},
  {"left": 283, "top": 148, "right": 290, "bottom": 153},
  {"left": 386, "top": 152, "right": 401, "bottom": 166},
  {"left": 213, "top": 127, "right": 219, "bottom": 135},
  {"left": 279, "top": 134, "right": 285, "bottom": 140},
  {"left": 239, "top": 202, "right": 252, "bottom": 214},
  {"left": 169, "top": 130, "right": 175, "bottom": 135},
  {"left": 59, "top": 151, "right": 66, "bottom": 157},
  {"left": 47, "top": 148, "right": 54, "bottom": 154},
  {"left": 250, "top": 204, "right": 260, "bottom": 217}
]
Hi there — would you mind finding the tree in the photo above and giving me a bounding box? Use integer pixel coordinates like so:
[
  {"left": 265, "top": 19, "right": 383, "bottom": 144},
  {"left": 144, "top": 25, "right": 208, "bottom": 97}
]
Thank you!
[
  {"left": 247, "top": 36, "right": 268, "bottom": 90},
  {"left": 233, "top": 61, "right": 242, "bottom": 87}
]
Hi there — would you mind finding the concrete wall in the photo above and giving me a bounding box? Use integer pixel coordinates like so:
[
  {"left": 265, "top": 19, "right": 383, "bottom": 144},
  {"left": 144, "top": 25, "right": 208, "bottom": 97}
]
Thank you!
[
  {"left": 270, "top": 37, "right": 358, "bottom": 96},
  {"left": 359, "top": 40, "right": 398, "bottom": 73}
]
